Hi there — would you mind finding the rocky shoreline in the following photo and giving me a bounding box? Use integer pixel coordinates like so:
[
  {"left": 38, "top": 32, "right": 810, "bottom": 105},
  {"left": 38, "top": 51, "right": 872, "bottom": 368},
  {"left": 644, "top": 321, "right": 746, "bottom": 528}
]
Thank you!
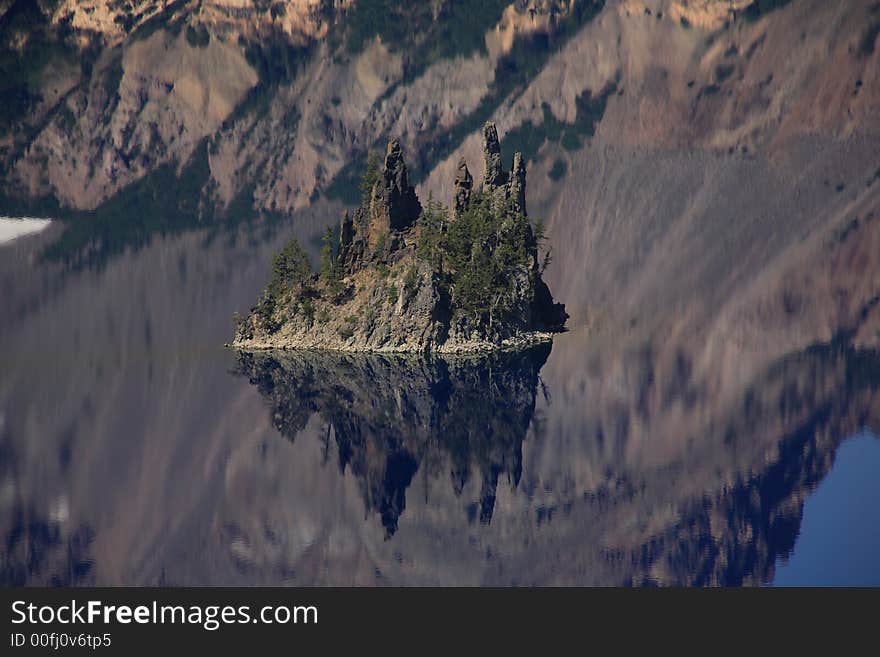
[{"left": 230, "top": 329, "right": 557, "bottom": 355}]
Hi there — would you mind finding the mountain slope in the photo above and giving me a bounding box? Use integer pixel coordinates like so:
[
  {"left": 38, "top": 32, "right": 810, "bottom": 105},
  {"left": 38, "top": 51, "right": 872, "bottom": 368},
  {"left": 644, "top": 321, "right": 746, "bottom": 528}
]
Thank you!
[{"left": 2, "top": 0, "right": 879, "bottom": 370}]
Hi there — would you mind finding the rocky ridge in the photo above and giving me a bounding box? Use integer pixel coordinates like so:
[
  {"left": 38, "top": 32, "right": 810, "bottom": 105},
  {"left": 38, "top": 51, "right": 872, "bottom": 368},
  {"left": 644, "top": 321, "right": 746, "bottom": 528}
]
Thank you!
[
  {"left": 233, "top": 122, "right": 567, "bottom": 353},
  {"left": 0, "top": 0, "right": 586, "bottom": 216}
]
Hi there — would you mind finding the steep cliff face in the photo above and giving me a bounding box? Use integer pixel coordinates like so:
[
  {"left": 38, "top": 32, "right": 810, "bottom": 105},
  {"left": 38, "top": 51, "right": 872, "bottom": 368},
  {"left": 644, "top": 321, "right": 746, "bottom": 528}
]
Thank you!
[
  {"left": 0, "top": 0, "right": 591, "bottom": 216},
  {"left": 51, "top": 0, "right": 347, "bottom": 47},
  {"left": 3, "top": 0, "right": 879, "bottom": 371},
  {"left": 5, "top": 0, "right": 876, "bottom": 224},
  {"left": 234, "top": 123, "right": 567, "bottom": 352}
]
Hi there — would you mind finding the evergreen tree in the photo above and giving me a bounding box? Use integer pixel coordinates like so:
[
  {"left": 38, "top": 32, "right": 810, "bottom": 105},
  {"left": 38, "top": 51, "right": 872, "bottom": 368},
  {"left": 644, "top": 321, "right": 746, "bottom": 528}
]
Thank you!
[
  {"left": 259, "top": 237, "right": 313, "bottom": 329},
  {"left": 416, "top": 196, "right": 449, "bottom": 270},
  {"left": 269, "top": 237, "right": 312, "bottom": 297},
  {"left": 319, "top": 226, "right": 336, "bottom": 279},
  {"left": 319, "top": 225, "right": 344, "bottom": 300},
  {"left": 360, "top": 150, "right": 379, "bottom": 207},
  {"left": 417, "top": 192, "right": 538, "bottom": 330}
]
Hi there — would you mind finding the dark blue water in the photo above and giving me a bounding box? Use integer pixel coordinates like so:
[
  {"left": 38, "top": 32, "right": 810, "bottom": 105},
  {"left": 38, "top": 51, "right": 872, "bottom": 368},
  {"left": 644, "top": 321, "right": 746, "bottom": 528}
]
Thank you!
[{"left": 772, "top": 432, "right": 880, "bottom": 586}]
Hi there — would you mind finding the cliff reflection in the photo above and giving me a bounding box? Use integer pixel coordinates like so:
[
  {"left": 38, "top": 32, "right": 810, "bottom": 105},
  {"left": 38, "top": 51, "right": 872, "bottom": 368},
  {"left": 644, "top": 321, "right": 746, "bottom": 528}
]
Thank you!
[
  {"left": 8, "top": 201, "right": 877, "bottom": 588},
  {"left": 234, "top": 344, "right": 551, "bottom": 537},
  {"left": 0, "top": 505, "right": 95, "bottom": 587},
  {"left": 623, "top": 340, "right": 880, "bottom": 585},
  {"left": 233, "top": 339, "right": 880, "bottom": 585}
]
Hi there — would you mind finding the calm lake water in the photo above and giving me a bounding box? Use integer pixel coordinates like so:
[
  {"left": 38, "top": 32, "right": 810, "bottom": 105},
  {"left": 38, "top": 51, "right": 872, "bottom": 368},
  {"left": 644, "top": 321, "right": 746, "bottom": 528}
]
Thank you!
[{"left": 1, "top": 216, "right": 879, "bottom": 586}]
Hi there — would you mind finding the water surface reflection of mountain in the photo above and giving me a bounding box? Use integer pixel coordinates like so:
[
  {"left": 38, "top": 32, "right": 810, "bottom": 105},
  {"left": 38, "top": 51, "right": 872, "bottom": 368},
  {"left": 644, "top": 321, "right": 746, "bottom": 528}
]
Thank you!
[
  {"left": 2, "top": 218, "right": 879, "bottom": 586},
  {"left": 232, "top": 339, "right": 880, "bottom": 585},
  {"left": 624, "top": 341, "right": 880, "bottom": 585}
]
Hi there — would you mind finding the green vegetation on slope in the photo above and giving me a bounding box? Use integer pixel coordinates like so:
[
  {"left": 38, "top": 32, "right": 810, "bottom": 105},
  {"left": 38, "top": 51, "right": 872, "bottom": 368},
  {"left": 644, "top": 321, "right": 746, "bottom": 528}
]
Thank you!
[
  {"left": 319, "top": 225, "right": 345, "bottom": 300},
  {"left": 418, "top": 193, "right": 545, "bottom": 328},
  {"left": 325, "top": 0, "right": 607, "bottom": 203},
  {"left": 40, "top": 140, "right": 211, "bottom": 265},
  {"left": 0, "top": 0, "right": 78, "bottom": 134},
  {"left": 743, "top": 0, "right": 793, "bottom": 22},
  {"left": 259, "top": 236, "right": 315, "bottom": 330},
  {"left": 35, "top": 140, "right": 289, "bottom": 273},
  {"left": 343, "top": 0, "right": 509, "bottom": 81}
]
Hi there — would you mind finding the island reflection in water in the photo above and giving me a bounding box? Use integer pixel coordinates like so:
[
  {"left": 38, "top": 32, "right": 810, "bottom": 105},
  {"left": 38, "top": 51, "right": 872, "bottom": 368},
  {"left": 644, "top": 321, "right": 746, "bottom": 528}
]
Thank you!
[
  {"left": 234, "top": 345, "right": 551, "bottom": 537},
  {"left": 2, "top": 224, "right": 879, "bottom": 586},
  {"left": 232, "top": 340, "right": 880, "bottom": 585}
]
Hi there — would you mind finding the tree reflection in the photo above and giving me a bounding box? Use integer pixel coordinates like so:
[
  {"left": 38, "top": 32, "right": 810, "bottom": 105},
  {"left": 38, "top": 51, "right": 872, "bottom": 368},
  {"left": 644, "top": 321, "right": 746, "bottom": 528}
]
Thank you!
[{"left": 235, "top": 345, "right": 550, "bottom": 537}]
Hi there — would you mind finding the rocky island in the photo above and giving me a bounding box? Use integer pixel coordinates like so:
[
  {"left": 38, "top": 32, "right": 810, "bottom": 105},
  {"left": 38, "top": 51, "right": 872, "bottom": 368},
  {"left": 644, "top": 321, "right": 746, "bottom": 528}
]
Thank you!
[{"left": 233, "top": 122, "right": 567, "bottom": 353}]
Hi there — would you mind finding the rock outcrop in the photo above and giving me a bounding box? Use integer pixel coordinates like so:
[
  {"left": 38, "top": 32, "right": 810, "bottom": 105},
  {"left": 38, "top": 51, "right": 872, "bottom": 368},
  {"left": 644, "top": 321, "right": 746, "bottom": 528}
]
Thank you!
[
  {"left": 453, "top": 158, "right": 473, "bottom": 218},
  {"left": 369, "top": 139, "right": 422, "bottom": 235},
  {"left": 481, "top": 122, "right": 527, "bottom": 214},
  {"left": 482, "top": 122, "right": 507, "bottom": 189},
  {"left": 234, "top": 122, "right": 567, "bottom": 353}
]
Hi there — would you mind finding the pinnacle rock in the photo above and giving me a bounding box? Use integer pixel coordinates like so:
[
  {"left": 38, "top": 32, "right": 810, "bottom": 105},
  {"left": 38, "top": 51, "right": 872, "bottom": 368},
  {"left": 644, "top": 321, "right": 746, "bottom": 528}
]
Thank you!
[
  {"left": 482, "top": 122, "right": 507, "bottom": 189},
  {"left": 454, "top": 158, "right": 473, "bottom": 217}
]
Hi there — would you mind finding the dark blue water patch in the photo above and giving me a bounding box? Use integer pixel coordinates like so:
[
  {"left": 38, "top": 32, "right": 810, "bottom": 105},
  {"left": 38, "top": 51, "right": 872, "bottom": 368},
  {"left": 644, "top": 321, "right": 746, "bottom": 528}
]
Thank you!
[{"left": 771, "top": 431, "right": 880, "bottom": 586}]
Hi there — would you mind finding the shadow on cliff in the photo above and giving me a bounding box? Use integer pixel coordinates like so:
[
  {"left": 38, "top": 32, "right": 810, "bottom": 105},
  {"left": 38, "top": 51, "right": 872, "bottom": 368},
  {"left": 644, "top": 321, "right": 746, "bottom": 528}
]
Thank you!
[{"left": 233, "top": 343, "right": 551, "bottom": 537}]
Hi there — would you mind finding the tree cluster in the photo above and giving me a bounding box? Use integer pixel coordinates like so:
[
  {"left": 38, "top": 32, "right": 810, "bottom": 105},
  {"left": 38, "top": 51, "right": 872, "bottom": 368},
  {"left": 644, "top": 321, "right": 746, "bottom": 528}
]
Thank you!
[
  {"left": 258, "top": 238, "right": 314, "bottom": 329},
  {"left": 417, "top": 192, "right": 546, "bottom": 330}
]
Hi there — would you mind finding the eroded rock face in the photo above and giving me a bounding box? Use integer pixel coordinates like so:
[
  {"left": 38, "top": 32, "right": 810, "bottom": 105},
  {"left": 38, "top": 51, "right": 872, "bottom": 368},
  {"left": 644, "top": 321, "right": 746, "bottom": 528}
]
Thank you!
[
  {"left": 482, "top": 121, "right": 507, "bottom": 189},
  {"left": 453, "top": 158, "right": 473, "bottom": 218},
  {"left": 52, "top": 0, "right": 347, "bottom": 47},
  {"left": 2, "top": 0, "right": 597, "bottom": 219},
  {"left": 509, "top": 151, "right": 526, "bottom": 215},
  {"left": 480, "top": 121, "right": 528, "bottom": 215},
  {"left": 234, "top": 125, "right": 567, "bottom": 353},
  {"left": 5, "top": 0, "right": 876, "bottom": 233},
  {"left": 370, "top": 139, "right": 422, "bottom": 234}
]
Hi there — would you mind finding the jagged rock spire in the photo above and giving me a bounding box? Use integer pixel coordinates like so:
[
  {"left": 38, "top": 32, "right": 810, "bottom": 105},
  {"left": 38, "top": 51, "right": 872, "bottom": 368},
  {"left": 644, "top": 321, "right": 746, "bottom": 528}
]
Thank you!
[
  {"left": 509, "top": 151, "right": 527, "bottom": 216},
  {"left": 384, "top": 139, "right": 421, "bottom": 222},
  {"left": 482, "top": 122, "right": 507, "bottom": 188},
  {"left": 375, "top": 138, "right": 422, "bottom": 232},
  {"left": 453, "top": 158, "right": 473, "bottom": 218},
  {"left": 478, "top": 121, "right": 528, "bottom": 216},
  {"left": 339, "top": 209, "right": 353, "bottom": 253},
  {"left": 236, "top": 126, "right": 567, "bottom": 353},
  {"left": 368, "top": 139, "right": 422, "bottom": 248}
]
